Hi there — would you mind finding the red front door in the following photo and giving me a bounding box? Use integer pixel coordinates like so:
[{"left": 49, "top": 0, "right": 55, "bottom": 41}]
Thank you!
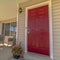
[{"left": 28, "top": 5, "right": 49, "bottom": 56}]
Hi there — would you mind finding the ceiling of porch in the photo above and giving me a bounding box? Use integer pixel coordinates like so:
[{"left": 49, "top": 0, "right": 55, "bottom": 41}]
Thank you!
[{"left": 0, "top": 0, "right": 29, "bottom": 21}]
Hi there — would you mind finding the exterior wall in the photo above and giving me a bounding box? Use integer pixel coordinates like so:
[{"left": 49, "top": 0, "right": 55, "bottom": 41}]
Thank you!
[
  {"left": 18, "top": 0, "right": 60, "bottom": 60},
  {"left": 52, "top": 0, "right": 60, "bottom": 60}
]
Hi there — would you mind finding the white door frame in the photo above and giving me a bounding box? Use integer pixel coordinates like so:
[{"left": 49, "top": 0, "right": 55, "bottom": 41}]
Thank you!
[{"left": 25, "top": 1, "right": 53, "bottom": 60}]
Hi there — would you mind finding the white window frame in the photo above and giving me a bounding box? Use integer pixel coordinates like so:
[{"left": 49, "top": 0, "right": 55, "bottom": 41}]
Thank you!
[{"left": 25, "top": 1, "right": 53, "bottom": 60}]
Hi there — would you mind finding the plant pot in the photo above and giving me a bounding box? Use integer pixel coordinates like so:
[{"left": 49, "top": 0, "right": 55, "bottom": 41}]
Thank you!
[{"left": 13, "top": 54, "right": 20, "bottom": 59}]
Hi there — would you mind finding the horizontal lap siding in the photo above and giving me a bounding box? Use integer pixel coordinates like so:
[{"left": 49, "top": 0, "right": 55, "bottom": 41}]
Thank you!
[
  {"left": 18, "top": 12, "right": 25, "bottom": 50},
  {"left": 52, "top": 0, "right": 60, "bottom": 60}
]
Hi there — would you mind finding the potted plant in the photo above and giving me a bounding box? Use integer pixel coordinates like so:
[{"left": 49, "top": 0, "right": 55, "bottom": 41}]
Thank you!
[{"left": 11, "top": 44, "right": 24, "bottom": 59}]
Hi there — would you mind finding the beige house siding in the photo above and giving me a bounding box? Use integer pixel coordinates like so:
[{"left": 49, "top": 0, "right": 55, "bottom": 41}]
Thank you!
[
  {"left": 18, "top": 0, "right": 60, "bottom": 60},
  {"left": 52, "top": 0, "right": 60, "bottom": 60}
]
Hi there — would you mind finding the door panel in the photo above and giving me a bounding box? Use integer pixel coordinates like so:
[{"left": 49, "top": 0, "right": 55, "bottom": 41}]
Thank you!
[{"left": 28, "top": 5, "right": 49, "bottom": 56}]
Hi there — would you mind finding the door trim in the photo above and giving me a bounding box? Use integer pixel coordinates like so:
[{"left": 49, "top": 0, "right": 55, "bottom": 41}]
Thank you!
[{"left": 25, "top": 1, "right": 53, "bottom": 60}]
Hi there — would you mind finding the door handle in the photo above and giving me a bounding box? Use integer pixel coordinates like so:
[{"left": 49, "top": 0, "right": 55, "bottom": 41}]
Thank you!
[
  {"left": 27, "top": 28, "right": 30, "bottom": 34},
  {"left": 28, "top": 31, "right": 30, "bottom": 34}
]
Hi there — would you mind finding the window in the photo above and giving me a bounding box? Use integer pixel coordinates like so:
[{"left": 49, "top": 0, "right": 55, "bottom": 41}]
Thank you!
[
  {"left": 2, "top": 22, "right": 16, "bottom": 36},
  {"left": 10, "top": 22, "right": 16, "bottom": 36},
  {"left": 5, "top": 23, "right": 10, "bottom": 36}
]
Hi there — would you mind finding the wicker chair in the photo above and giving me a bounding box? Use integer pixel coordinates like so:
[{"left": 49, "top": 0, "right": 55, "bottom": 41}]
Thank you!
[
  {"left": 0, "top": 35, "right": 4, "bottom": 47},
  {"left": 8, "top": 37, "right": 16, "bottom": 47}
]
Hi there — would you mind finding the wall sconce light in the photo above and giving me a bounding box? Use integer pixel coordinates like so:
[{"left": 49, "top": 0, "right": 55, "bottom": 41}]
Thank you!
[{"left": 19, "top": 7, "right": 22, "bottom": 13}]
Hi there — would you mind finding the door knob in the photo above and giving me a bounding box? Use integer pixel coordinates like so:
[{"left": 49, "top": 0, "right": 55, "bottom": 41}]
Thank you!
[{"left": 27, "top": 28, "right": 30, "bottom": 34}]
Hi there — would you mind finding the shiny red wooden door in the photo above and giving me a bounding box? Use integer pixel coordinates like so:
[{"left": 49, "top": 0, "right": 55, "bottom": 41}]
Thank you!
[{"left": 28, "top": 5, "right": 49, "bottom": 56}]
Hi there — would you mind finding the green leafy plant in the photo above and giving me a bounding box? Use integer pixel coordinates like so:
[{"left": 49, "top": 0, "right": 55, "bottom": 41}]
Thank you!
[{"left": 11, "top": 44, "right": 23, "bottom": 55}]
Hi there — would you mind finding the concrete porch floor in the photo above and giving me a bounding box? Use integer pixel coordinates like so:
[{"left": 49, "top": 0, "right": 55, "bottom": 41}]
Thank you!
[
  {"left": 0, "top": 47, "right": 51, "bottom": 60},
  {"left": 24, "top": 52, "right": 51, "bottom": 60}
]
